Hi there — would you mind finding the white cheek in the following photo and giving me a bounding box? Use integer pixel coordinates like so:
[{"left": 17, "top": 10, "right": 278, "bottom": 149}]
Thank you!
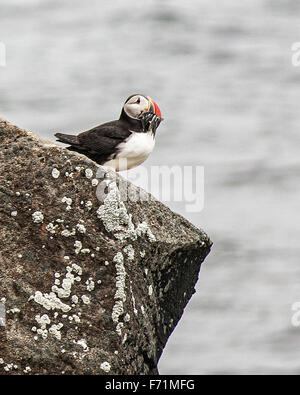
[{"left": 125, "top": 104, "right": 141, "bottom": 119}]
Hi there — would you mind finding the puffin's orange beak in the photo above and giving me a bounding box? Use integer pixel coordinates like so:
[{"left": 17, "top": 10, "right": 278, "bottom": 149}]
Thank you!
[{"left": 148, "top": 97, "right": 162, "bottom": 119}]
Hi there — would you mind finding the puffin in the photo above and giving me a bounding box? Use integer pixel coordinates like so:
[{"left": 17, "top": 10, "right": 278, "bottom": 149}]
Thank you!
[{"left": 55, "top": 94, "right": 162, "bottom": 171}]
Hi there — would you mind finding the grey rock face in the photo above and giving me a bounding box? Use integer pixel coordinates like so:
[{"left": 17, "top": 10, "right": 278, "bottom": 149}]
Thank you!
[{"left": 0, "top": 118, "right": 212, "bottom": 375}]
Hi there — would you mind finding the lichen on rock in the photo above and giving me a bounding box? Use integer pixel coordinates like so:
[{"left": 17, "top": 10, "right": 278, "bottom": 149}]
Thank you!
[{"left": 0, "top": 118, "right": 212, "bottom": 375}]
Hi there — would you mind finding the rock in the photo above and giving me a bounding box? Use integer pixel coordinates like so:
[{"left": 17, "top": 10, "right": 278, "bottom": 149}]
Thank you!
[{"left": 0, "top": 118, "right": 212, "bottom": 375}]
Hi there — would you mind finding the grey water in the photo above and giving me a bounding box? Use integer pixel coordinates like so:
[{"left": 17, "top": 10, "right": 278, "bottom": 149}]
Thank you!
[{"left": 1, "top": 0, "right": 300, "bottom": 374}]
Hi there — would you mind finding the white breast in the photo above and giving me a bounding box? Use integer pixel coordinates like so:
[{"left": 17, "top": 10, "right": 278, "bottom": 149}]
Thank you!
[{"left": 104, "top": 131, "right": 155, "bottom": 171}]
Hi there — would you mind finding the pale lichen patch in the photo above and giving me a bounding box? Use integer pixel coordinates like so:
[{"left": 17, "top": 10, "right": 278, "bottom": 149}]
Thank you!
[
  {"left": 74, "top": 240, "right": 82, "bottom": 254},
  {"left": 85, "top": 200, "right": 93, "bottom": 210},
  {"left": 51, "top": 168, "right": 60, "bottom": 179},
  {"left": 148, "top": 285, "right": 153, "bottom": 296},
  {"left": 100, "top": 361, "right": 111, "bottom": 373},
  {"left": 3, "top": 363, "right": 18, "bottom": 372},
  {"left": 123, "top": 245, "right": 135, "bottom": 261},
  {"left": 30, "top": 291, "right": 71, "bottom": 313},
  {"left": 35, "top": 314, "right": 51, "bottom": 339},
  {"left": 81, "top": 295, "right": 90, "bottom": 304},
  {"left": 35, "top": 314, "right": 50, "bottom": 329},
  {"left": 7, "top": 308, "right": 20, "bottom": 314},
  {"left": 46, "top": 223, "right": 58, "bottom": 234},
  {"left": 111, "top": 252, "right": 128, "bottom": 337},
  {"left": 77, "top": 338, "right": 88, "bottom": 352},
  {"left": 61, "top": 228, "right": 76, "bottom": 237},
  {"left": 61, "top": 196, "right": 72, "bottom": 206},
  {"left": 85, "top": 168, "right": 93, "bottom": 179},
  {"left": 76, "top": 224, "right": 86, "bottom": 234},
  {"left": 49, "top": 323, "right": 63, "bottom": 340},
  {"left": 130, "top": 284, "right": 138, "bottom": 316},
  {"left": 32, "top": 211, "right": 44, "bottom": 224},
  {"left": 113, "top": 253, "right": 126, "bottom": 303},
  {"left": 116, "top": 322, "right": 124, "bottom": 336},
  {"left": 112, "top": 300, "right": 124, "bottom": 325},
  {"left": 86, "top": 278, "right": 95, "bottom": 292},
  {"left": 136, "top": 222, "right": 156, "bottom": 242},
  {"left": 28, "top": 259, "right": 88, "bottom": 342},
  {"left": 96, "top": 182, "right": 136, "bottom": 241},
  {"left": 72, "top": 314, "right": 80, "bottom": 323},
  {"left": 96, "top": 180, "right": 157, "bottom": 243},
  {"left": 61, "top": 196, "right": 72, "bottom": 211},
  {"left": 124, "top": 313, "right": 130, "bottom": 322}
]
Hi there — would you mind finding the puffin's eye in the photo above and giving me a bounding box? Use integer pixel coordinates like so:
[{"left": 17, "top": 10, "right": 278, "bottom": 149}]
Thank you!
[{"left": 136, "top": 98, "right": 140, "bottom": 104}]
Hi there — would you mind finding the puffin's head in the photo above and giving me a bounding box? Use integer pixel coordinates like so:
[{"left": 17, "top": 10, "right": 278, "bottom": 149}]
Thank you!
[{"left": 123, "top": 94, "right": 162, "bottom": 121}]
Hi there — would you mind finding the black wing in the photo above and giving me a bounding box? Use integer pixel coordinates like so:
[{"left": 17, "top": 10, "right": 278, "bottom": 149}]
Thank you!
[{"left": 67, "top": 120, "right": 131, "bottom": 164}]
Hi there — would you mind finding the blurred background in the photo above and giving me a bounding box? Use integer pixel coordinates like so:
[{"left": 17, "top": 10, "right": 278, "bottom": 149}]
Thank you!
[{"left": 1, "top": 0, "right": 300, "bottom": 374}]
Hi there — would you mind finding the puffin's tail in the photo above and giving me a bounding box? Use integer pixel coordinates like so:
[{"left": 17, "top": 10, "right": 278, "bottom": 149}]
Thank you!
[{"left": 55, "top": 133, "right": 80, "bottom": 146}]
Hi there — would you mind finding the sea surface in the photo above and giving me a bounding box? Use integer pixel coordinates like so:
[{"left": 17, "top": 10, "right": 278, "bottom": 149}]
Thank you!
[{"left": 1, "top": 0, "right": 300, "bottom": 374}]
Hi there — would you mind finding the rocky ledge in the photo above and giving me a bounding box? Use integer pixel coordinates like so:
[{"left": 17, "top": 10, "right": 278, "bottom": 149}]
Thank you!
[{"left": 0, "top": 118, "right": 212, "bottom": 375}]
